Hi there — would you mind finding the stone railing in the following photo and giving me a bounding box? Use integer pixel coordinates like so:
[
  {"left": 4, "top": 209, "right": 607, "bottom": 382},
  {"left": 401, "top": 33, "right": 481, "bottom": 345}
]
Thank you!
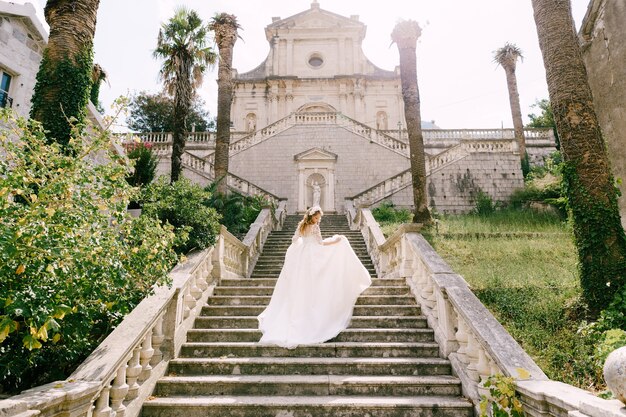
[
  {"left": 348, "top": 170, "right": 412, "bottom": 209},
  {"left": 0, "top": 205, "right": 286, "bottom": 417},
  {"left": 336, "top": 113, "right": 409, "bottom": 156},
  {"left": 348, "top": 138, "right": 517, "bottom": 207},
  {"left": 181, "top": 151, "right": 283, "bottom": 207},
  {"left": 380, "top": 127, "right": 555, "bottom": 144},
  {"left": 346, "top": 205, "right": 626, "bottom": 417}
]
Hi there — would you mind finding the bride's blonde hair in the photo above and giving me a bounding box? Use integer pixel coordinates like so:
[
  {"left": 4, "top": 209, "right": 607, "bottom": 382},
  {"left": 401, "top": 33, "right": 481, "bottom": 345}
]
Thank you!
[{"left": 298, "top": 206, "right": 323, "bottom": 235}]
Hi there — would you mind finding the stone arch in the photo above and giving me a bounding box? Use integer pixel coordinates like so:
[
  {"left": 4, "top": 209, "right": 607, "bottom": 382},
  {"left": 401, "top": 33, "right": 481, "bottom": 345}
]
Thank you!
[{"left": 297, "top": 102, "right": 337, "bottom": 113}]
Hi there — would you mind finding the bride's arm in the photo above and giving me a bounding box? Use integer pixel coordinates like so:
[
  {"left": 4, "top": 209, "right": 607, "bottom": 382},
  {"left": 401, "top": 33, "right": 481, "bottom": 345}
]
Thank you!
[{"left": 316, "top": 225, "right": 340, "bottom": 246}]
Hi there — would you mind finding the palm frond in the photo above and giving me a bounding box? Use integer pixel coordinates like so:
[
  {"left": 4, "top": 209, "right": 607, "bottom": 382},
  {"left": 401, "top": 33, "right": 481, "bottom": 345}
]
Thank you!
[{"left": 493, "top": 42, "right": 524, "bottom": 68}]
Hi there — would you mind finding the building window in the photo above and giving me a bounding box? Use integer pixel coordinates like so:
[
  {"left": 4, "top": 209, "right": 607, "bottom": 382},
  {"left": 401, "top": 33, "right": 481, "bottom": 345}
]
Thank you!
[
  {"left": 0, "top": 72, "right": 12, "bottom": 108},
  {"left": 307, "top": 53, "right": 324, "bottom": 68}
]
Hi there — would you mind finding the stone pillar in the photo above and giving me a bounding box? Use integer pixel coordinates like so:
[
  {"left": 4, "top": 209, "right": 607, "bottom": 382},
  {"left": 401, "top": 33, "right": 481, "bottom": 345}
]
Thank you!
[
  {"left": 287, "top": 38, "right": 294, "bottom": 75},
  {"left": 271, "top": 37, "right": 279, "bottom": 75},
  {"left": 352, "top": 40, "right": 360, "bottom": 73},
  {"left": 338, "top": 38, "right": 345, "bottom": 74},
  {"left": 298, "top": 169, "right": 306, "bottom": 212},
  {"left": 328, "top": 168, "right": 336, "bottom": 212}
]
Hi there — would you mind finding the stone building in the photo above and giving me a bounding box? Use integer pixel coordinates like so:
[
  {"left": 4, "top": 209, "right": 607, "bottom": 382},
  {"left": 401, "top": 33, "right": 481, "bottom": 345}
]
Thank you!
[
  {"left": 149, "top": 2, "right": 556, "bottom": 214},
  {"left": 0, "top": 1, "right": 47, "bottom": 118},
  {"left": 580, "top": 0, "right": 626, "bottom": 228}
]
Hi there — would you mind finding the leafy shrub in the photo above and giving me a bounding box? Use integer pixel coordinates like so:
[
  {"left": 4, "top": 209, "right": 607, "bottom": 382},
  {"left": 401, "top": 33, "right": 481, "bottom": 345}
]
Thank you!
[
  {"left": 474, "top": 191, "right": 496, "bottom": 216},
  {"left": 142, "top": 177, "right": 221, "bottom": 254},
  {"left": 124, "top": 141, "right": 158, "bottom": 188},
  {"left": 205, "top": 182, "right": 271, "bottom": 238},
  {"left": 0, "top": 110, "right": 178, "bottom": 393},
  {"left": 371, "top": 201, "right": 412, "bottom": 224},
  {"left": 594, "top": 329, "right": 626, "bottom": 368}
]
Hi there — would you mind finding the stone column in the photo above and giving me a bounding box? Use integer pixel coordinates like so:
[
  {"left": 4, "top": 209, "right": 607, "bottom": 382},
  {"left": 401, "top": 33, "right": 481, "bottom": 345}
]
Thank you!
[
  {"left": 352, "top": 39, "right": 360, "bottom": 73},
  {"left": 287, "top": 38, "right": 294, "bottom": 75},
  {"left": 328, "top": 168, "right": 336, "bottom": 212},
  {"left": 298, "top": 169, "right": 305, "bottom": 212},
  {"left": 338, "top": 38, "right": 345, "bottom": 74}
]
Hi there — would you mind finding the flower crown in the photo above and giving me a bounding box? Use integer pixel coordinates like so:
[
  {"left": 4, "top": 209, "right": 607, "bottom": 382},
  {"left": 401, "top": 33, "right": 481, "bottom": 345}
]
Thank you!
[{"left": 307, "top": 205, "right": 323, "bottom": 216}]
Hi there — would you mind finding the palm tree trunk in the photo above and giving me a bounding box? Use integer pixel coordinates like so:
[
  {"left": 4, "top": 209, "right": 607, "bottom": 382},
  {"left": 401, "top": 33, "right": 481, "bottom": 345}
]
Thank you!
[
  {"left": 170, "top": 63, "right": 192, "bottom": 183},
  {"left": 504, "top": 66, "right": 526, "bottom": 160},
  {"left": 397, "top": 45, "right": 431, "bottom": 224},
  {"left": 30, "top": 0, "right": 100, "bottom": 147},
  {"left": 213, "top": 38, "right": 235, "bottom": 195},
  {"left": 532, "top": 0, "right": 626, "bottom": 314}
]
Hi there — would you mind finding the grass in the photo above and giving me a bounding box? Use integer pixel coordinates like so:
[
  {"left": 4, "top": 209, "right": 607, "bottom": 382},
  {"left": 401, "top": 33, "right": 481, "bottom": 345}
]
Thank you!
[{"left": 377, "top": 210, "right": 604, "bottom": 391}]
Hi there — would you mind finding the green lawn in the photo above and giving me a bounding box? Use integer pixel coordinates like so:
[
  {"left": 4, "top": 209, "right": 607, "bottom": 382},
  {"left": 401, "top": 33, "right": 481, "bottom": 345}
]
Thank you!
[{"left": 380, "top": 210, "right": 604, "bottom": 391}]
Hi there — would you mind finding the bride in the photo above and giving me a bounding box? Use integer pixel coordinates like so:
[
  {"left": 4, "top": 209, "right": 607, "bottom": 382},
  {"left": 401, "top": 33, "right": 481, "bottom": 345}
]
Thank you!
[{"left": 258, "top": 206, "right": 372, "bottom": 348}]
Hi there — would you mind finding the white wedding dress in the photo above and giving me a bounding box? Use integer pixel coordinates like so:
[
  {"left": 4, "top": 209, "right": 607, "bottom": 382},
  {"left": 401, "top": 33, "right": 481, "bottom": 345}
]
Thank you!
[{"left": 257, "top": 223, "right": 372, "bottom": 348}]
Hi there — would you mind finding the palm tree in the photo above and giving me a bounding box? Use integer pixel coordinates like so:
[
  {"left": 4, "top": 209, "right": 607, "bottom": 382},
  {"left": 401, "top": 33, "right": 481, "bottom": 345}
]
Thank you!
[
  {"left": 209, "top": 13, "right": 241, "bottom": 194},
  {"left": 531, "top": 0, "right": 626, "bottom": 314},
  {"left": 154, "top": 6, "right": 216, "bottom": 183},
  {"left": 391, "top": 20, "right": 432, "bottom": 225},
  {"left": 30, "top": 0, "right": 101, "bottom": 148},
  {"left": 493, "top": 42, "right": 527, "bottom": 166},
  {"left": 90, "top": 63, "right": 108, "bottom": 111}
]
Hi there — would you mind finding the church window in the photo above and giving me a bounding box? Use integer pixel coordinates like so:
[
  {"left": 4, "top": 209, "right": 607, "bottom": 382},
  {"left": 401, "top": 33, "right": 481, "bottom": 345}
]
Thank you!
[{"left": 308, "top": 54, "right": 324, "bottom": 68}]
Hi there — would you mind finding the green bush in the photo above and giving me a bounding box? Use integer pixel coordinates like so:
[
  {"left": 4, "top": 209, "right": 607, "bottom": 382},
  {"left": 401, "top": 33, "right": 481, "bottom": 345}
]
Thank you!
[
  {"left": 205, "top": 182, "right": 271, "bottom": 238},
  {"left": 371, "top": 201, "right": 412, "bottom": 224},
  {"left": 474, "top": 191, "right": 496, "bottom": 216},
  {"left": 142, "top": 177, "right": 221, "bottom": 254},
  {"left": 124, "top": 141, "right": 158, "bottom": 188},
  {"left": 0, "top": 110, "right": 178, "bottom": 393}
]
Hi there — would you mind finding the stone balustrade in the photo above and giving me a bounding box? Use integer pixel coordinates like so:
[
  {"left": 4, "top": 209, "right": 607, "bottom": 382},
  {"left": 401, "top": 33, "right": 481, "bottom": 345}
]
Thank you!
[
  {"left": 348, "top": 138, "right": 519, "bottom": 208},
  {"left": 181, "top": 151, "right": 283, "bottom": 207},
  {"left": 346, "top": 204, "right": 626, "bottom": 417},
  {"left": 0, "top": 203, "right": 286, "bottom": 417},
  {"left": 127, "top": 125, "right": 554, "bottom": 162}
]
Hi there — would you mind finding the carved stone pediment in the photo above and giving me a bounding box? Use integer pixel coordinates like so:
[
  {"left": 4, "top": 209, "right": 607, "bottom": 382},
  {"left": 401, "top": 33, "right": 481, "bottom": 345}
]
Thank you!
[{"left": 294, "top": 148, "right": 338, "bottom": 162}]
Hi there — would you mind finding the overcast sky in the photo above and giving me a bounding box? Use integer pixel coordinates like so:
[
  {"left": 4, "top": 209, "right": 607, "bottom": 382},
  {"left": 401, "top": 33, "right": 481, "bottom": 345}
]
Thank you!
[{"left": 22, "top": 0, "right": 590, "bottom": 130}]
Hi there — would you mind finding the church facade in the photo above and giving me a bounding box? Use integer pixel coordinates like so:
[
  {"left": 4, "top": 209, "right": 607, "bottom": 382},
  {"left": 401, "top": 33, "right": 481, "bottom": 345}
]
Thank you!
[{"left": 150, "top": 2, "right": 556, "bottom": 214}]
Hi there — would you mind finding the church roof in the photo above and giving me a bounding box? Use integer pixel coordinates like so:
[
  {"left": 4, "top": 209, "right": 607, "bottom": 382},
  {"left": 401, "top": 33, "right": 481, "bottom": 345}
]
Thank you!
[{"left": 265, "top": 1, "right": 365, "bottom": 41}]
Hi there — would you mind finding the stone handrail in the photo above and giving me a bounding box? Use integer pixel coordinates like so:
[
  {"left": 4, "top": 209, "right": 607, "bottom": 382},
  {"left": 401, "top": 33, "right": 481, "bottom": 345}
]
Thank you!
[
  {"left": 335, "top": 113, "right": 409, "bottom": 156},
  {"left": 348, "top": 138, "right": 516, "bottom": 207},
  {"left": 128, "top": 127, "right": 554, "bottom": 157},
  {"left": 347, "top": 207, "right": 625, "bottom": 417},
  {"left": 181, "top": 151, "right": 283, "bottom": 207},
  {"left": 0, "top": 205, "right": 287, "bottom": 417},
  {"left": 229, "top": 113, "right": 297, "bottom": 155}
]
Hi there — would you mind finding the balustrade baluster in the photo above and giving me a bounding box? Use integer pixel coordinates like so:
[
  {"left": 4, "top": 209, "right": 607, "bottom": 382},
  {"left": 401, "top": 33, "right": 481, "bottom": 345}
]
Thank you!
[
  {"left": 455, "top": 317, "right": 470, "bottom": 365},
  {"left": 150, "top": 315, "right": 165, "bottom": 365},
  {"left": 110, "top": 364, "right": 129, "bottom": 417},
  {"left": 125, "top": 346, "right": 142, "bottom": 399},
  {"left": 93, "top": 384, "right": 113, "bottom": 417},
  {"left": 465, "top": 333, "right": 481, "bottom": 382},
  {"left": 139, "top": 332, "right": 155, "bottom": 382}
]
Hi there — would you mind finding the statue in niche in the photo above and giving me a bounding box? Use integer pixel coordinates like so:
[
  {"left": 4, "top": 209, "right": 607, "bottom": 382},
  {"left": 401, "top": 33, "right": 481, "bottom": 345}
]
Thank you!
[
  {"left": 246, "top": 113, "right": 257, "bottom": 132},
  {"left": 312, "top": 181, "right": 321, "bottom": 207},
  {"left": 376, "top": 111, "right": 388, "bottom": 130}
]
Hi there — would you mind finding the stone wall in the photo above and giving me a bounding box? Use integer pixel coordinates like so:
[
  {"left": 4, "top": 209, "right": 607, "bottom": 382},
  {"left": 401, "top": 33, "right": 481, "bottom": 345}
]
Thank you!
[
  {"left": 227, "top": 124, "right": 409, "bottom": 213},
  {"left": 384, "top": 152, "right": 524, "bottom": 214},
  {"left": 0, "top": 2, "right": 46, "bottom": 118},
  {"left": 580, "top": 0, "right": 626, "bottom": 228}
]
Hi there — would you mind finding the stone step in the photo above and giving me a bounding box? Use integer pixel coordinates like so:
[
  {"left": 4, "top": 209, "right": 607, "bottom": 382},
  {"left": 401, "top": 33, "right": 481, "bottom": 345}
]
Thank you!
[
  {"left": 194, "top": 315, "right": 426, "bottom": 329},
  {"left": 213, "top": 286, "right": 410, "bottom": 297},
  {"left": 167, "top": 357, "right": 453, "bottom": 376},
  {"left": 206, "top": 295, "right": 416, "bottom": 306},
  {"left": 201, "top": 304, "right": 421, "bottom": 317},
  {"left": 142, "top": 395, "right": 473, "bottom": 417},
  {"left": 186, "top": 328, "right": 434, "bottom": 343},
  {"left": 218, "top": 278, "right": 407, "bottom": 287},
  {"left": 154, "top": 375, "right": 462, "bottom": 397},
  {"left": 179, "top": 341, "right": 440, "bottom": 358}
]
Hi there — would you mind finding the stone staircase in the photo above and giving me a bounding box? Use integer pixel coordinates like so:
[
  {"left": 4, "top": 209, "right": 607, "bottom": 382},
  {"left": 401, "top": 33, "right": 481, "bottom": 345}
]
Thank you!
[{"left": 141, "top": 215, "right": 473, "bottom": 417}]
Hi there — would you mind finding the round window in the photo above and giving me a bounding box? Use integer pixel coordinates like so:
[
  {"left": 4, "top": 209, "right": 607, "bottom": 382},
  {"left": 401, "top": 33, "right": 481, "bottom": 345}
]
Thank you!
[{"left": 308, "top": 54, "right": 324, "bottom": 68}]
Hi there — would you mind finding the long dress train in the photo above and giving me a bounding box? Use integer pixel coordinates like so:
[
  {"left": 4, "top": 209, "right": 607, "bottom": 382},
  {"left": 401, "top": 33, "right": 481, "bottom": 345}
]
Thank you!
[{"left": 257, "top": 223, "right": 372, "bottom": 348}]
